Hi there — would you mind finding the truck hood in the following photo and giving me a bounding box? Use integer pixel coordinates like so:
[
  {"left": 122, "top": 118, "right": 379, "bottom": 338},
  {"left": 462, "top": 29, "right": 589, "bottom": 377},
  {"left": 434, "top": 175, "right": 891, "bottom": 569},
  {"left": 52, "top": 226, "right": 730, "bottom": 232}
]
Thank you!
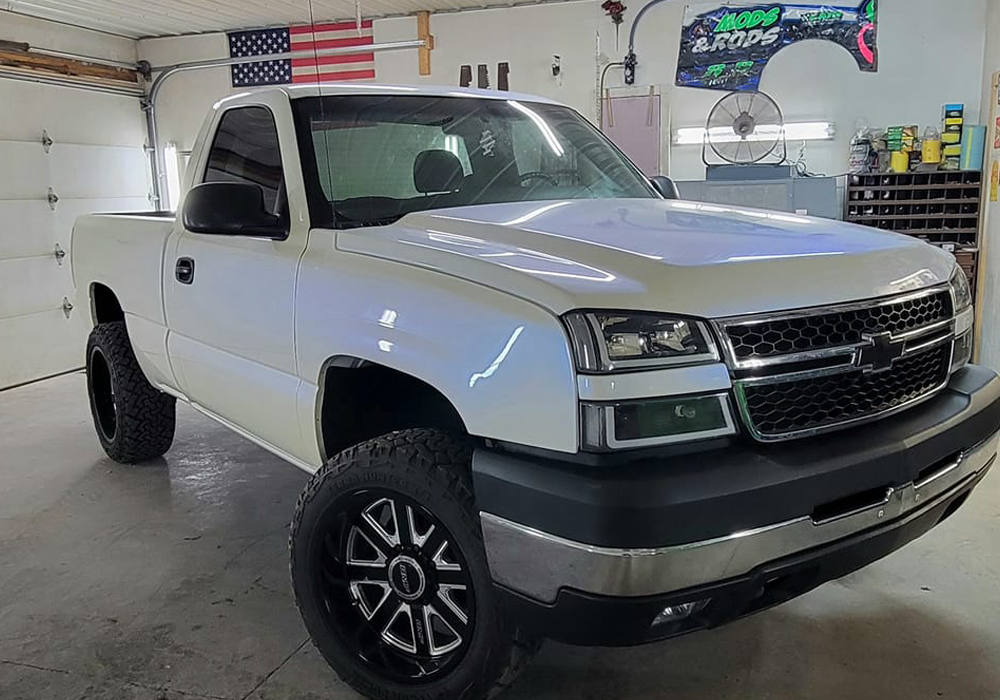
[{"left": 336, "top": 198, "right": 955, "bottom": 318}]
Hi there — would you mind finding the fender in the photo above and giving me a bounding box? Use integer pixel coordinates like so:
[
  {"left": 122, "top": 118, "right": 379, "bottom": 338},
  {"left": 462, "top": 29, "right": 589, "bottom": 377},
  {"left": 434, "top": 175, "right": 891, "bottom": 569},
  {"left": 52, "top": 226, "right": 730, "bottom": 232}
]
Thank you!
[{"left": 295, "top": 231, "right": 580, "bottom": 463}]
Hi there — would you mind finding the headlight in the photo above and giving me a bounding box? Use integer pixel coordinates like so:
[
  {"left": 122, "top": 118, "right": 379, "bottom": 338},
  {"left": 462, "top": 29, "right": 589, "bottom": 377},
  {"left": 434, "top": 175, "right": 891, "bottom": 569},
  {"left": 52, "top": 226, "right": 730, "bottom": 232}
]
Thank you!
[
  {"left": 950, "top": 265, "right": 973, "bottom": 312},
  {"left": 564, "top": 312, "right": 719, "bottom": 372},
  {"left": 949, "top": 264, "right": 974, "bottom": 372}
]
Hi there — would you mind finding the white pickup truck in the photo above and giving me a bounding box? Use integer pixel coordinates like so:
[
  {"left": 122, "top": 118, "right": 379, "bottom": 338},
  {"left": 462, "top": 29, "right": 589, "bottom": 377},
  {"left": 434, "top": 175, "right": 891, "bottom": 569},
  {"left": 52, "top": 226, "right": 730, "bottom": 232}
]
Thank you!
[{"left": 73, "top": 84, "right": 1000, "bottom": 700}]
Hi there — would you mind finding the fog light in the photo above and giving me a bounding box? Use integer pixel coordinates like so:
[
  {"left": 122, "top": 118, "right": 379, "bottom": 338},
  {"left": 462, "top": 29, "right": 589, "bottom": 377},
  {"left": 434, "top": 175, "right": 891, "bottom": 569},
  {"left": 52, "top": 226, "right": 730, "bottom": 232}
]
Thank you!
[
  {"left": 952, "top": 329, "right": 973, "bottom": 372},
  {"left": 613, "top": 396, "right": 732, "bottom": 442},
  {"left": 581, "top": 394, "right": 736, "bottom": 450},
  {"left": 652, "top": 599, "right": 710, "bottom": 626}
]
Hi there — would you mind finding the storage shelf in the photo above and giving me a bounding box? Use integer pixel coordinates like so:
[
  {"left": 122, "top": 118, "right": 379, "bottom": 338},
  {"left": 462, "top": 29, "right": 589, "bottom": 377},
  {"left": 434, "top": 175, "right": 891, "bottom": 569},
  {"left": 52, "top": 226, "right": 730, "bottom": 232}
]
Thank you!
[
  {"left": 847, "top": 183, "right": 980, "bottom": 192},
  {"left": 846, "top": 198, "right": 979, "bottom": 205},
  {"left": 844, "top": 171, "right": 982, "bottom": 298},
  {"left": 847, "top": 214, "right": 976, "bottom": 221}
]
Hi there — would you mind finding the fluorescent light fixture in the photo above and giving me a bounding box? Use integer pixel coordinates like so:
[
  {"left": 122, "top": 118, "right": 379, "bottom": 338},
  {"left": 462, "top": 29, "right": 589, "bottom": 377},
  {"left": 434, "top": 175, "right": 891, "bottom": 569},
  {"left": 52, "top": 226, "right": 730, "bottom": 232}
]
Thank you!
[
  {"left": 163, "top": 142, "right": 182, "bottom": 212},
  {"left": 674, "top": 121, "right": 835, "bottom": 145}
]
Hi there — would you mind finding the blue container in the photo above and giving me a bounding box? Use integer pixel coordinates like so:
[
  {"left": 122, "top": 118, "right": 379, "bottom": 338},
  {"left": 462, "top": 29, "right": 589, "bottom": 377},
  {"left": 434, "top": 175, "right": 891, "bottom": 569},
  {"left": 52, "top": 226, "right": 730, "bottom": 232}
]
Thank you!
[{"left": 960, "top": 125, "right": 986, "bottom": 171}]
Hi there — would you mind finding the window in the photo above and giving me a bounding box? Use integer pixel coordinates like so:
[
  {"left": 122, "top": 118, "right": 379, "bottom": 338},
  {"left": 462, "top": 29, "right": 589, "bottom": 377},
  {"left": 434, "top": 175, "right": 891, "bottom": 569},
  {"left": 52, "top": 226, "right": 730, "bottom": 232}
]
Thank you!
[
  {"left": 204, "top": 107, "right": 284, "bottom": 215},
  {"left": 293, "top": 95, "right": 655, "bottom": 229},
  {"left": 312, "top": 122, "right": 472, "bottom": 202}
]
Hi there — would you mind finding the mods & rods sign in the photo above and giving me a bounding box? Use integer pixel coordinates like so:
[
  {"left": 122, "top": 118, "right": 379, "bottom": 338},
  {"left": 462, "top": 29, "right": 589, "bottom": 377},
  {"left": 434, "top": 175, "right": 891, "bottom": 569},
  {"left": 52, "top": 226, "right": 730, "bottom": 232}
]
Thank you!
[{"left": 676, "top": 1, "right": 878, "bottom": 91}]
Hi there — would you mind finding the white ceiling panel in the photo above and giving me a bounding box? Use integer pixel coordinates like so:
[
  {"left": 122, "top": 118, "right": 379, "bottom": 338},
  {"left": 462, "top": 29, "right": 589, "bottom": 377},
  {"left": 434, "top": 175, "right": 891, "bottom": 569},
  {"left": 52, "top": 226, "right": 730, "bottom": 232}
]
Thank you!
[{"left": 5, "top": 0, "right": 576, "bottom": 39}]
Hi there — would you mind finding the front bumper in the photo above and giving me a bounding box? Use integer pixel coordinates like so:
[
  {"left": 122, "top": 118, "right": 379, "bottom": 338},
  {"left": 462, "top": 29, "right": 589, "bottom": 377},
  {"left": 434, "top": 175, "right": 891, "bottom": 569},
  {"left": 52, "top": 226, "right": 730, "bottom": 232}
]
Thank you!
[{"left": 473, "top": 365, "right": 1000, "bottom": 645}]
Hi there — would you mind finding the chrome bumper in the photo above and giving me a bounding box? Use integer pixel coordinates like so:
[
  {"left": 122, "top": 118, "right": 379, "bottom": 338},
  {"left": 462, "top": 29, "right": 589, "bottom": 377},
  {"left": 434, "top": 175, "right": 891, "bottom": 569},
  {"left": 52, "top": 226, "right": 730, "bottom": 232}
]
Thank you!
[{"left": 481, "top": 430, "right": 998, "bottom": 604}]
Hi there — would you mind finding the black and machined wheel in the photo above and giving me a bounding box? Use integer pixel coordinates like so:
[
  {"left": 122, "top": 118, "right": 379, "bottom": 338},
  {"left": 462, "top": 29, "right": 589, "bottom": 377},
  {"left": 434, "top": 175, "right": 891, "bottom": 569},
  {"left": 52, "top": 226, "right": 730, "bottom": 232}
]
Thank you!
[
  {"left": 290, "top": 429, "right": 540, "bottom": 700},
  {"left": 86, "top": 321, "right": 176, "bottom": 464}
]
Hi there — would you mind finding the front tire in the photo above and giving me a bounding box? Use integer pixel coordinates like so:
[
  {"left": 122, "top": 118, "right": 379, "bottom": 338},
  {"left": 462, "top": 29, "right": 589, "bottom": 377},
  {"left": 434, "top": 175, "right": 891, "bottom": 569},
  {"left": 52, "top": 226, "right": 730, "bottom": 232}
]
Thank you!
[
  {"left": 86, "top": 321, "right": 176, "bottom": 464},
  {"left": 290, "top": 429, "right": 539, "bottom": 700}
]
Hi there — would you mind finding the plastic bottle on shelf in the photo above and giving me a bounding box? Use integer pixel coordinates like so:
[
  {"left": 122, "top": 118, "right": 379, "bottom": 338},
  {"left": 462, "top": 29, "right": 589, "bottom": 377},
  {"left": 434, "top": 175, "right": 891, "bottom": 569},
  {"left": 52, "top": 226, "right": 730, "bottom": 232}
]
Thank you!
[{"left": 922, "top": 127, "right": 942, "bottom": 165}]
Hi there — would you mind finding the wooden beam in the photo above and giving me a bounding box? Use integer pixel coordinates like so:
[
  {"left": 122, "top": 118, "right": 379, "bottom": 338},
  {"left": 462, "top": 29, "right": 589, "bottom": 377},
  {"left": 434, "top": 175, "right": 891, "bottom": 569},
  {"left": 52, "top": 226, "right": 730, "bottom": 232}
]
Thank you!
[
  {"left": 0, "top": 48, "right": 137, "bottom": 83},
  {"left": 0, "top": 40, "right": 30, "bottom": 53},
  {"left": 417, "top": 11, "right": 434, "bottom": 77}
]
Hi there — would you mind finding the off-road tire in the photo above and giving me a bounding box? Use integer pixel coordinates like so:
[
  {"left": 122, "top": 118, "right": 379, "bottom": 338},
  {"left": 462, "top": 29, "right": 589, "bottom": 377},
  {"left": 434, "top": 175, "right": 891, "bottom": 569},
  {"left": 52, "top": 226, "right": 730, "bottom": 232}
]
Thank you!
[
  {"left": 290, "top": 428, "right": 541, "bottom": 700},
  {"left": 86, "top": 321, "right": 175, "bottom": 464}
]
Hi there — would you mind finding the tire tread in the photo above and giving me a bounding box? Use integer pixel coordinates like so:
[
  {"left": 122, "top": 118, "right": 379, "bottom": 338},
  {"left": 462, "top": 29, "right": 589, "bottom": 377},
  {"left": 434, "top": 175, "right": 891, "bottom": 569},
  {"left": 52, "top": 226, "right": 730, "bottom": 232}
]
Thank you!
[
  {"left": 87, "top": 321, "right": 175, "bottom": 463},
  {"left": 289, "top": 428, "right": 539, "bottom": 700}
]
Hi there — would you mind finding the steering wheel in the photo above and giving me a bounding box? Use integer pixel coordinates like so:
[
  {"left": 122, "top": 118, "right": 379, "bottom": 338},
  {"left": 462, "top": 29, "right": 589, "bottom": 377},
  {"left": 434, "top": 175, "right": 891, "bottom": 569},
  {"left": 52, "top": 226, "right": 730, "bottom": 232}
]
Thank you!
[{"left": 518, "top": 171, "right": 560, "bottom": 187}]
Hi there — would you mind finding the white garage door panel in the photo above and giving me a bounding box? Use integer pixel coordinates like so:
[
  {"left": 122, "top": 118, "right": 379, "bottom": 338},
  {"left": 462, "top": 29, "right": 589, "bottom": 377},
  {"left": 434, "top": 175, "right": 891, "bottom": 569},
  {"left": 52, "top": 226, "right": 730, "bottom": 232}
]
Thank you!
[
  {"left": 0, "top": 256, "right": 68, "bottom": 319},
  {"left": 0, "top": 79, "right": 149, "bottom": 390},
  {"left": 0, "top": 309, "right": 87, "bottom": 388},
  {"left": 50, "top": 144, "right": 149, "bottom": 200},
  {"left": 0, "top": 201, "right": 54, "bottom": 259},
  {"left": 0, "top": 142, "right": 50, "bottom": 200},
  {"left": 0, "top": 81, "right": 145, "bottom": 146}
]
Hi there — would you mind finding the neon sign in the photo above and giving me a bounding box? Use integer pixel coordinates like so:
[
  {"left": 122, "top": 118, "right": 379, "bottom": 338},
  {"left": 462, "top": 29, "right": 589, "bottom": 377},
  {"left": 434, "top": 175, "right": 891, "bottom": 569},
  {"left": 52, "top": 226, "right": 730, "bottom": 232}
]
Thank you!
[{"left": 677, "top": 0, "right": 879, "bottom": 91}]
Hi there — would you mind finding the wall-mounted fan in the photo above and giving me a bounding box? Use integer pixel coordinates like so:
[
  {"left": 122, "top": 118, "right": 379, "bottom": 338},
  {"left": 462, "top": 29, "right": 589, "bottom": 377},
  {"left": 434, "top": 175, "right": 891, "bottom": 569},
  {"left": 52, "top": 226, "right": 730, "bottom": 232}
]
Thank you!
[{"left": 703, "top": 90, "right": 787, "bottom": 167}]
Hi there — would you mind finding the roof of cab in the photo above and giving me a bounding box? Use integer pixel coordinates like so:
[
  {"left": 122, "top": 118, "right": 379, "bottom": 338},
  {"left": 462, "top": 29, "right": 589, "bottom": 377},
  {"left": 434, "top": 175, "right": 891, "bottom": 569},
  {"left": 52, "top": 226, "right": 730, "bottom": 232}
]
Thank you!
[{"left": 216, "top": 82, "right": 565, "bottom": 109}]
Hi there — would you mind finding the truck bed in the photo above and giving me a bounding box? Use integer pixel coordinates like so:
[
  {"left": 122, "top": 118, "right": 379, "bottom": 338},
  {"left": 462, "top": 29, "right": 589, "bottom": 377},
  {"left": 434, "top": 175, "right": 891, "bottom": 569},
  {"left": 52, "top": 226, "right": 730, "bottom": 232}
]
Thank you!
[{"left": 71, "top": 212, "right": 176, "bottom": 389}]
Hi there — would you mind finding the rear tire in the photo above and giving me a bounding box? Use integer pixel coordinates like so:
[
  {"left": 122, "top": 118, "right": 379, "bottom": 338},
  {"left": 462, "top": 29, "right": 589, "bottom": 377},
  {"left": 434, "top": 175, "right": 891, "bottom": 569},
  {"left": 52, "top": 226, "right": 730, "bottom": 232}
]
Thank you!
[
  {"left": 290, "top": 428, "right": 540, "bottom": 700},
  {"left": 86, "top": 321, "right": 176, "bottom": 464}
]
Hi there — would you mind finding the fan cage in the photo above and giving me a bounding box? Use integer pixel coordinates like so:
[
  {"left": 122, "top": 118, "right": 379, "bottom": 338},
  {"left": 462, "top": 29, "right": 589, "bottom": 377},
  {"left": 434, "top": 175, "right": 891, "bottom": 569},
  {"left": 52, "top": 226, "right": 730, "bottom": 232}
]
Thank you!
[{"left": 702, "top": 90, "right": 787, "bottom": 167}]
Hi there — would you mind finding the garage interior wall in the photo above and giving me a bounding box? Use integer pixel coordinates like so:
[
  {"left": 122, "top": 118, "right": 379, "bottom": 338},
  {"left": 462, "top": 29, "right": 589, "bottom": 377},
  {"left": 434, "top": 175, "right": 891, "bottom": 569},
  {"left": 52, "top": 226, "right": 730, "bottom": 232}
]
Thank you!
[
  {"left": 0, "top": 11, "right": 149, "bottom": 390},
  {"left": 977, "top": 0, "right": 1000, "bottom": 373},
  {"left": 379, "top": 0, "right": 989, "bottom": 181},
  {"left": 142, "top": 0, "right": 988, "bottom": 185}
]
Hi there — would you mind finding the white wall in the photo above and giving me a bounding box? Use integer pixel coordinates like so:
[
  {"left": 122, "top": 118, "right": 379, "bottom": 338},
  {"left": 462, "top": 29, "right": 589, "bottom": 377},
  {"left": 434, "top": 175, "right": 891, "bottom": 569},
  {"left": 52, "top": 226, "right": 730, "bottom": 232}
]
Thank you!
[
  {"left": 138, "top": 33, "right": 231, "bottom": 154},
  {"left": 0, "top": 10, "right": 136, "bottom": 63},
  {"left": 976, "top": 1, "right": 1000, "bottom": 372},
  {"left": 601, "top": 0, "right": 988, "bottom": 180},
  {"left": 374, "top": 0, "right": 989, "bottom": 181},
  {"left": 139, "top": 0, "right": 988, "bottom": 186},
  {"left": 374, "top": 1, "right": 600, "bottom": 116}
]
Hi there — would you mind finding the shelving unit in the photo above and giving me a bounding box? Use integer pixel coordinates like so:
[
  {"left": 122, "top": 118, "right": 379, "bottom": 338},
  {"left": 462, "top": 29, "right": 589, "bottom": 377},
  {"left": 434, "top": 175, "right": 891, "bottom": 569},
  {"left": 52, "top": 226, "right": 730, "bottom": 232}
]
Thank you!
[{"left": 845, "top": 171, "right": 982, "bottom": 294}]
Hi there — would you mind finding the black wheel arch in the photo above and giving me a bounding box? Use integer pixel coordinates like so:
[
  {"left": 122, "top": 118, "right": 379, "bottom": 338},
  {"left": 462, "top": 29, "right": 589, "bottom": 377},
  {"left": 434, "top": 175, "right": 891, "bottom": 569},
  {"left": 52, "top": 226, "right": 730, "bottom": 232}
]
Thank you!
[
  {"left": 90, "top": 282, "right": 124, "bottom": 326},
  {"left": 315, "top": 356, "right": 469, "bottom": 462}
]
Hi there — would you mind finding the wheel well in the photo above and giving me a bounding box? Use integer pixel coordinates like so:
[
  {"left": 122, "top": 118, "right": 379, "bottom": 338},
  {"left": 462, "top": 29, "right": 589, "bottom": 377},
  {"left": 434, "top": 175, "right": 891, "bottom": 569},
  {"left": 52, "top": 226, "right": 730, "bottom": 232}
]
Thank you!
[
  {"left": 318, "top": 359, "right": 467, "bottom": 460},
  {"left": 91, "top": 283, "right": 124, "bottom": 324}
]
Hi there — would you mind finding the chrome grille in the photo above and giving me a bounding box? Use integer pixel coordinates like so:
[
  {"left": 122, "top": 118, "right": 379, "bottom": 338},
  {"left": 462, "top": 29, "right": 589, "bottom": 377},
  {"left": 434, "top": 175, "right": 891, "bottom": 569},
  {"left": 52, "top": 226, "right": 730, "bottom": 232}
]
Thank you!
[
  {"left": 726, "top": 291, "right": 952, "bottom": 360},
  {"left": 739, "top": 344, "right": 951, "bottom": 437},
  {"left": 716, "top": 287, "right": 956, "bottom": 442}
]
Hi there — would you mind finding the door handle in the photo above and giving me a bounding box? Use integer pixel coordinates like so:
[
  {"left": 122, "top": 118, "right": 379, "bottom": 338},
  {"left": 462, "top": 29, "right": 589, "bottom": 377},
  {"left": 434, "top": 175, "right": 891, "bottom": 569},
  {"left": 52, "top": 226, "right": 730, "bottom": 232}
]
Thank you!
[{"left": 175, "top": 257, "right": 195, "bottom": 285}]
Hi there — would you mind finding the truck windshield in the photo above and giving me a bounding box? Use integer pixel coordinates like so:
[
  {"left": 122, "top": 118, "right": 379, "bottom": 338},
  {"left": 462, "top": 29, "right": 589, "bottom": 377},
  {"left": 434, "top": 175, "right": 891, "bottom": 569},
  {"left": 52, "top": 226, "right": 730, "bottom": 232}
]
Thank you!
[{"left": 292, "top": 94, "right": 657, "bottom": 229}]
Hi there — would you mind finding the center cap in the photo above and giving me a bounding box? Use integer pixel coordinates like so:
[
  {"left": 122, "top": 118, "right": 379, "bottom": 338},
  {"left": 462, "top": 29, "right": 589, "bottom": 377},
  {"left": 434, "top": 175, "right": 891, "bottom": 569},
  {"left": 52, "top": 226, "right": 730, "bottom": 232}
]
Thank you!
[{"left": 389, "top": 555, "right": 426, "bottom": 601}]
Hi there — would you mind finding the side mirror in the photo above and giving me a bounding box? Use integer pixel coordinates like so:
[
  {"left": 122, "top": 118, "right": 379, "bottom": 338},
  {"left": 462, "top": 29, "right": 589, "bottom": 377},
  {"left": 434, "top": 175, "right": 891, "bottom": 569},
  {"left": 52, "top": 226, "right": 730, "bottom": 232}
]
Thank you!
[
  {"left": 649, "top": 175, "right": 680, "bottom": 200},
  {"left": 183, "top": 182, "right": 287, "bottom": 238}
]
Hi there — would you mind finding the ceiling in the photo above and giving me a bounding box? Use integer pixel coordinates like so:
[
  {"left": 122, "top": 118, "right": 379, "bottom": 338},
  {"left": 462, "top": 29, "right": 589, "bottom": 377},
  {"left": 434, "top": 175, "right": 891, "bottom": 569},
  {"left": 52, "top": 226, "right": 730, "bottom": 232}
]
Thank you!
[{"left": 5, "top": 0, "right": 569, "bottom": 38}]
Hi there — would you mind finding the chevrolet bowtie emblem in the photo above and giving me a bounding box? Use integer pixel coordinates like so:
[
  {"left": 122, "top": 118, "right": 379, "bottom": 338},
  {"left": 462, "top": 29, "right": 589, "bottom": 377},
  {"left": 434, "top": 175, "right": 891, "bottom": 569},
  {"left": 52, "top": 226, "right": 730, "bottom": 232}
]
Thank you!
[{"left": 855, "top": 332, "right": 905, "bottom": 373}]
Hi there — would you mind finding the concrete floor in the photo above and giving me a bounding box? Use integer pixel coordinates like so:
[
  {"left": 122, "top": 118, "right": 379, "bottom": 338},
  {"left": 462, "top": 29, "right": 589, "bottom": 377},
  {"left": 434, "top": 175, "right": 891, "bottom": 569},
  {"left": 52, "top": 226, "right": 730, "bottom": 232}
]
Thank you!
[{"left": 1, "top": 373, "right": 1000, "bottom": 700}]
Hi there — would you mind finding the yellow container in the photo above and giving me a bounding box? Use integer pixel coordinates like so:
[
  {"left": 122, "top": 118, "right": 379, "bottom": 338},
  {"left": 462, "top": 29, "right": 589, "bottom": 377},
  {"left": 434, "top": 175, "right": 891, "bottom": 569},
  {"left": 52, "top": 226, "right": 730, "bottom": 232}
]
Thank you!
[
  {"left": 890, "top": 150, "right": 910, "bottom": 173},
  {"left": 922, "top": 138, "right": 942, "bottom": 163}
]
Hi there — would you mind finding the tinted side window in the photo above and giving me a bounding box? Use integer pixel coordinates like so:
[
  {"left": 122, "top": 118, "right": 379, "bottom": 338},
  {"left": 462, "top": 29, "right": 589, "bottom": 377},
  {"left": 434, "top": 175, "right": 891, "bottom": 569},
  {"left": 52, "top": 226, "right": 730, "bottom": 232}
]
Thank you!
[{"left": 204, "top": 107, "right": 283, "bottom": 215}]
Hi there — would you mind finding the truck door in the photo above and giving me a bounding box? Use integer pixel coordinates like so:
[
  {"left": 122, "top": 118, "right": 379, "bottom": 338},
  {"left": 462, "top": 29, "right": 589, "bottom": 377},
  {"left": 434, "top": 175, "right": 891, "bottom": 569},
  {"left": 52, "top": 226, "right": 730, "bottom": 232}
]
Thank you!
[{"left": 164, "top": 97, "right": 308, "bottom": 460}]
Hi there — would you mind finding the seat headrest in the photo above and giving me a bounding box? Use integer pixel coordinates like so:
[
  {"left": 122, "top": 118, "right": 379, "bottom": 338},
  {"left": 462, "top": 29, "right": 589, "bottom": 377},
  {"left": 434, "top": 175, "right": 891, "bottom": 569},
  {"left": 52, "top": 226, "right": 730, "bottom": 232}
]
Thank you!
[{"left": 413, "top": 149, "right": 465, "bottom": 194}]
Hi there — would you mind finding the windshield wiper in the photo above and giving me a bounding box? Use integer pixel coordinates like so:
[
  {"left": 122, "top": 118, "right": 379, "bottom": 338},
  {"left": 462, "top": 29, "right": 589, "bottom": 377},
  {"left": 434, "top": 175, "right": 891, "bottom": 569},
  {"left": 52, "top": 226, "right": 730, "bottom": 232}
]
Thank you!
[{"left": 335, "top": 213, "right": 404, "bottom": 230}]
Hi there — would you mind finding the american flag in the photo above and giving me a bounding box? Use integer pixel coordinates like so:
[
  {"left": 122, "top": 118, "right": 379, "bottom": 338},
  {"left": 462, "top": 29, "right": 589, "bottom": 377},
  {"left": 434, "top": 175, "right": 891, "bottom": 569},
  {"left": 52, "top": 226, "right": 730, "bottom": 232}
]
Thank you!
[{"left": 228, "top": 20, "right": 376, "bottom": 88}]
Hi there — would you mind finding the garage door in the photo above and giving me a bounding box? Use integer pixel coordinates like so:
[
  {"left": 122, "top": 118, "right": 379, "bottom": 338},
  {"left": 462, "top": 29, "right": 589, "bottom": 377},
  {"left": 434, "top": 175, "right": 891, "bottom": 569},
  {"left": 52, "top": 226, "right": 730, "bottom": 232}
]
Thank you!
[{"left": 0, "top": 79, "right": 150, "bottom": 390}]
